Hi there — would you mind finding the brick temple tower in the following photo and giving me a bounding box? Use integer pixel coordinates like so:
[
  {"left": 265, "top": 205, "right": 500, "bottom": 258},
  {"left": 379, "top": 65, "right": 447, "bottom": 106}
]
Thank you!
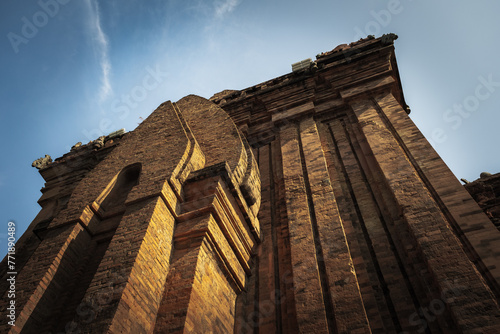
[{"left": 1, "top": 35, "right": 500, "bottom": 333}]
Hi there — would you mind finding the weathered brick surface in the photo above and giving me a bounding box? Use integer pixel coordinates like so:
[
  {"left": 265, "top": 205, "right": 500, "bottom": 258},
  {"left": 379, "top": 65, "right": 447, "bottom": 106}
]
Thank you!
[
  {"left": 0, "top": 139, "right": 120, "bottom": 300},
  {"left": 2, "top": 92, "right": 262, "bottom": 333},
  {"left": 0, "top": 223, "right": 88, "bottom": 334},
  {"left": 374, "top": 92, "right": 500, "bottom": 296},
  {"left": 320, "top": 118, "right": 422, "bottom": 332},
  {"left": 272, "top": 138, "right": 299, "bottom": 333},
  {"left": 154, "top": 217, "right": 239, "bottom": 333},
  {"left": 347, "top": 112, "right": 453, "bottom": 333},
  {"left": 4, "top": 34, "right": 500, "bottom": 333},
  {"left": 154, "top": 158, "right": 259, "bottom": 332},
  {"left": 465, "top": 172, "right": 500, "bottom": 231},
  {"left": 177, "top": 95, "right": 261, "bottom": 222},
  {"left": 98, "top": 197, "right": 175, "bottom": 333},
  {"left": 299, "top": 117, "right": 369, "bottom": 333},
  {"left": 349, "top": 94, "right": 500, "bottom": 332},
  {"left": 280, "top": 122, "right": 330, "bottom": 333},
  {"left": 216, "top": 35, "right": 500, "bottom": 333}
]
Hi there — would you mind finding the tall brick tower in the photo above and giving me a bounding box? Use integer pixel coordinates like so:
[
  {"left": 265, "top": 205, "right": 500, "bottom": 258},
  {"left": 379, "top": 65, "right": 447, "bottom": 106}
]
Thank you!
[{"left": 2, "top": 35, "right": 500, "bottom": 333}]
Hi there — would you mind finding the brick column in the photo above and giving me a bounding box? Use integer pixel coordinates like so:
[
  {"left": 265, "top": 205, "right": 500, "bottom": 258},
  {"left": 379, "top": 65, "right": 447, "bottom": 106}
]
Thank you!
[
  {"left": 280, "top": 117, "right": 370, "bottom": 333},
  {"left": 83, "top": 196, "right": 176, "bottom": 333},
  {"left": 374, "top": 91, "right": 500, "bottom": 295},
  {"left": 348, "top": 92, "right": 500, "bottom": 332},
  {"left": 280, "top": 122, "right": 329, "bottom": 333},
  {"left": 300, "top": 117, "right": 370, "bottom": 333},
  {"left": 154, "top": 165, "right": 258, "bottom": 333},
  {"left": 0, "top": 223, "right": 89, "bottom": 334}
]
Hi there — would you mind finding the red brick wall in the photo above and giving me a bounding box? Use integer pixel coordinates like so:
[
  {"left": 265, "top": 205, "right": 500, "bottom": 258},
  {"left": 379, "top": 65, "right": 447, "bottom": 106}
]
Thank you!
[{"left": 219, "top": 36, "right": 500, "bottom": 333}]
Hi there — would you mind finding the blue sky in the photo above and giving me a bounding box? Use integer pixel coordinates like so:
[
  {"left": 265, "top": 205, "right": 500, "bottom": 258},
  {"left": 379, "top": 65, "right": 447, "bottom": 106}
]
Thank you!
[{"left": 1, "top": 0, "right": 499, "bottom": 256}]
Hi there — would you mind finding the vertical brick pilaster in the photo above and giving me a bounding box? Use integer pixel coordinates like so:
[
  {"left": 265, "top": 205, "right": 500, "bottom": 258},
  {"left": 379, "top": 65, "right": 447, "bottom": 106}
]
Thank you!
[
  {"left": 323, "top": 118, "right": 421, "bottom": 332},
  {"left": 374, "top": 91, "right": 500, "bottom": 296},
  {"left": 254, "top": 144, "right": 278, "bottom": 332},
  {"left": 107, "top": 197, "right": 175, "bottom": 333},
  {"left": 0, "top": 223, "right": 89, "bottom": 334},
  {"left": 299, "top": 117, "right": 370, "bottom": 333},
  {"left": 154, "top": 214, "right": 239, "bottom": 334},
  {"left": 279, "top": 123, "right": 329, "bottom": 333},
  {"left": 73, "top": 196, "right": 175, "bottom": 333},
  {"left": 154, "top": 235, "right": 205, "bottom": 333},
  {"left": 349, "top": 94, "right": 500, "bottom": 333},
  {"left": 272, "top": 137, "right": 298, "bottom": 333}
]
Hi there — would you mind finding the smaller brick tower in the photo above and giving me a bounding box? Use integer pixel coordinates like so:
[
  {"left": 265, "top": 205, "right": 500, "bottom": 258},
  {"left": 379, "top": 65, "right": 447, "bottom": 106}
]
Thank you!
[
  {"left": 464, "top": 172, "right": 500, "bottom": 231},
  {"left": 0, "top": 96, "right": 261, "bottom": 333}
]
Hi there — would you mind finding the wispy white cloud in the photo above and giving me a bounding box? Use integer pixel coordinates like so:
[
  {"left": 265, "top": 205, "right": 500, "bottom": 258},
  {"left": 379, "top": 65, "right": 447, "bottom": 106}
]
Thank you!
[
  {"left": 214, "top": 0, "right": 240, "bottom": 19},
  {"left": 85, "top": 0, "right": 112, "bottom": 102}
]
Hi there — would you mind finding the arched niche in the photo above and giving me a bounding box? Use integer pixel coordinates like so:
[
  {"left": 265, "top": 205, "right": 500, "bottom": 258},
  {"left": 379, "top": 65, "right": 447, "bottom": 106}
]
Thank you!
[{"left": 92, "top": 163, "right": 142, "bottom": 218}]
